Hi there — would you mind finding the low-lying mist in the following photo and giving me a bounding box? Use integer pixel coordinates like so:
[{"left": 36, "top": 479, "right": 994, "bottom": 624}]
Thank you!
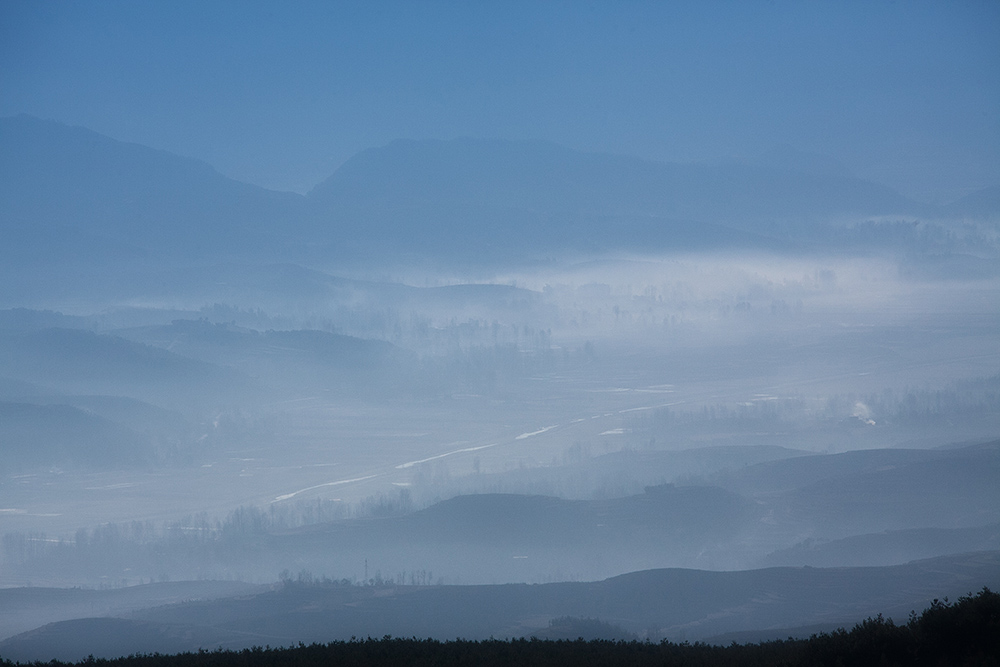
[{"left": 2, "top": 246, "right": 998, "bottom": 589}]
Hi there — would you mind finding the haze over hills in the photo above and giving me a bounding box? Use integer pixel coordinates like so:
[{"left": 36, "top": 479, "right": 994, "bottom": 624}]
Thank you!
[
  {"left": 3, "top": 4, "right": 999, "bottom": 661},
  {"left": 5, "top": 115, "right": 995, "bottom": 276},
  {"left": 0, "top": 115, "right": 302, "bottom": 262},
  {"left": 2, "top": 114, "right": 999, "bottom": 660},
  {"left": 305, "top": 137, "right": 934, "bottom": 257},
  {"left": 4, "top": 441, "right": 996, "bottom": 588},
  {"left": 943, "top": 185, "right": 1000, "bottom": 221},
  {"left": 2, "top": 551, "right": 998, "bottom": 661},
  {"left": 0, "top": 402, "right": 153, "bottom": 473},
  {"left": 0, "top": 327, "right": 250, "bottom": 409}
]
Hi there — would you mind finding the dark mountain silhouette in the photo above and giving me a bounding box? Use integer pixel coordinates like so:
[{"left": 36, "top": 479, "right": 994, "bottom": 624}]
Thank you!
[
  {"left": 0, "top": 618, "right": 252, "bottom": 664},
  {"left": 0, "top": 580, "right": 264, "bottom": 659},
  {"left": 3, "top": 552, "right": 996, "bottom": 660},
  {"left": 135, "top": 551, "right": 1000, "bottom": 641}
]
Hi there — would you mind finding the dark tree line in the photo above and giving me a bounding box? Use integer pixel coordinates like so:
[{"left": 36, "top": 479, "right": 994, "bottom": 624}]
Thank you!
[{"left": 3, "top": 588, "right": 997, "bottom": 666}]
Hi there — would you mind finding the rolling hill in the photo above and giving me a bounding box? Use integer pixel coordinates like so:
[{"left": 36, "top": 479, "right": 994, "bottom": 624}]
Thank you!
[
  {"left": 0, "top": 327, "right": 252, "bottom": 410},
  {"left": 0, "top": 402, "right": 152, "bottom": 472},
  {"left": 2, "top": 552, "right": 997, "bottom": 661}
]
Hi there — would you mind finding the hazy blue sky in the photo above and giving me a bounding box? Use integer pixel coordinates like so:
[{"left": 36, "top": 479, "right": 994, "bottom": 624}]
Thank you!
[{"left": 2, "top": 0, "right": 998, "bottom": 199}]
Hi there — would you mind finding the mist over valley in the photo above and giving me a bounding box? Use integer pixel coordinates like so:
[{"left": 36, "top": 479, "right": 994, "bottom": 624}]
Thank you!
[{"left": 1, "top": 2, "right": 999, "bottom": 660}]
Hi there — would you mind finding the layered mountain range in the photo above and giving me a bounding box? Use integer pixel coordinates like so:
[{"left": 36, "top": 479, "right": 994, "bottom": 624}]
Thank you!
[
  {"left": 4, "top": 114, "right": 994, "bottom": 271},
  {"left": 3, "top": 113, "right": 999, "bottom": 662}
]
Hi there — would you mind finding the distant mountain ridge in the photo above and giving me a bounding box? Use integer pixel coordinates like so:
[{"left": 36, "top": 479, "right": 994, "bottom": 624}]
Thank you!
[
  {"left": 4, "top": 115, "right": 983, "bottom": 268},
  {"left": 0, "top": 114, "right": 302, "bottom": 262},
  {"left": 944, "top": 185, "right": 1000, "bottom": 220},
  {"left": 304, "top": 138, "right": 950, "bottom": 260},
  {"left": 307, "top": 137, "right": 929, "bottom": 252}
]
